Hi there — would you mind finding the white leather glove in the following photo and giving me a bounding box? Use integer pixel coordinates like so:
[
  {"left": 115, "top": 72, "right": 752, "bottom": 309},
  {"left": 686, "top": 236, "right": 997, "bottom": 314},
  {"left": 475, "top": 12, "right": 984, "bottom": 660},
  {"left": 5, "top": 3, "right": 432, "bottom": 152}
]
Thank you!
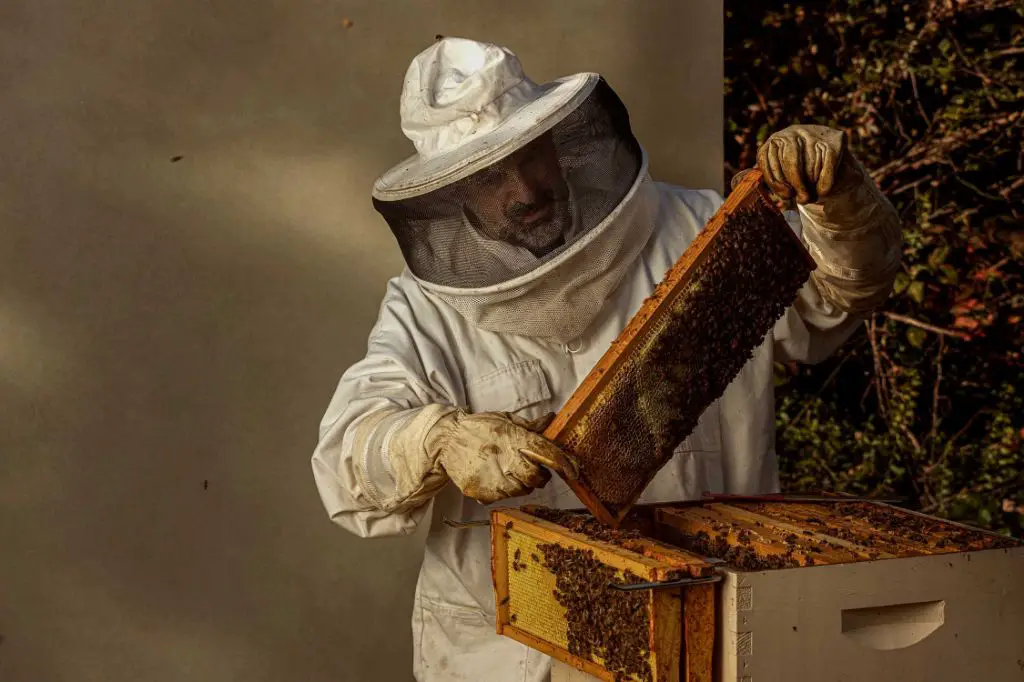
[
  {"left": 734, "top": 124, "right": 902, "bottom": 315},
  {"left": 755, "top": 124, "right": 850, "bottom": 204},
  {"left": 428, "top": 410, "right": 578, "bottom": 503},
  {"left": 354, "top": 404, "right": 578, "bottom": 509}
]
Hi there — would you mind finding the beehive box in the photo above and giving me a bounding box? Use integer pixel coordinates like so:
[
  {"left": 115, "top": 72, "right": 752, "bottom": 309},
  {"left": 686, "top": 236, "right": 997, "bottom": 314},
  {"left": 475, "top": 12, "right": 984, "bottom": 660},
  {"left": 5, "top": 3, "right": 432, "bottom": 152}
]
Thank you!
[{"left": 492, "top": 500, "right": 1024, "bottom": 682}]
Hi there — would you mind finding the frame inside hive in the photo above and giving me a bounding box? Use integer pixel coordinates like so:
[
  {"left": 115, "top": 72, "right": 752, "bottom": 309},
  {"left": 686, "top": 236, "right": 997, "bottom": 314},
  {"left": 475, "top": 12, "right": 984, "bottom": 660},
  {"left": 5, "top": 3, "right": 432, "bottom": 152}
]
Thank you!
[
  {"left": 651, "top": 499, "right": 1020, "bottom": 570},
  {"left": 543, "top": 170, "right": 816, "bottom": 527},
  {"left": 491, "top": 507, "right": 716, "bottom": 682}
]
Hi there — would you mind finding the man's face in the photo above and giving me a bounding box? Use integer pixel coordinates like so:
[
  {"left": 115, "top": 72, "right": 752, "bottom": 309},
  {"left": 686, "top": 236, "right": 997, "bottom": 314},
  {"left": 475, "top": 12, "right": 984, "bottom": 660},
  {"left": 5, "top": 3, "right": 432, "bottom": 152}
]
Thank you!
[{"left": 464, "top": 133, "right": 571, "bottom": 257}]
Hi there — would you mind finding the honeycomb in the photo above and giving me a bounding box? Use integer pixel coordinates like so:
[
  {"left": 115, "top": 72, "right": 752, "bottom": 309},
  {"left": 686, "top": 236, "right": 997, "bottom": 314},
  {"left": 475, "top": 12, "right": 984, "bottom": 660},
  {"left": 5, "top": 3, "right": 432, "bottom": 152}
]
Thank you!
[
  {"left": 556, "top": 188, "right": 814, "bottom": 518},
  {"left": 503, "top": 526, "right": 656, "bottom": 682},
  {"left": 505, "top": 530, "right": 568, "bottom": 648}
]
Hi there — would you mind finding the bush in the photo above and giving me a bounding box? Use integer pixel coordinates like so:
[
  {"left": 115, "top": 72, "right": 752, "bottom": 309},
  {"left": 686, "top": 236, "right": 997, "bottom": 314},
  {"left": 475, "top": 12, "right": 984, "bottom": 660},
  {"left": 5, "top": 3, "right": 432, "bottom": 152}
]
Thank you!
[{"left": 725, "top": 0, "right": 1024, "bottom": 536}]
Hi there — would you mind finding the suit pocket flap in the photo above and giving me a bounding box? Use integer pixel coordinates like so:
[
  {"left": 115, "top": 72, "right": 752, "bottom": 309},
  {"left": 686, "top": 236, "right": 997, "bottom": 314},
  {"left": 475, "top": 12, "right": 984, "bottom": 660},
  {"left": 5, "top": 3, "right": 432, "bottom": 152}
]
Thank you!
[{"left": 465, "top": 359, "right": 552, "bottom": 414}]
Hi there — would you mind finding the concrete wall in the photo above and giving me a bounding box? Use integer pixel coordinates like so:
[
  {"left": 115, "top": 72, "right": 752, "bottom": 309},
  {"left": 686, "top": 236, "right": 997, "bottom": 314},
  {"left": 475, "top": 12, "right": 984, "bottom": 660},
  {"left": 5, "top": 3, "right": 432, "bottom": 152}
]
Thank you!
[{"left": 0, "top": 1, "right": 722, "bottom": 680}]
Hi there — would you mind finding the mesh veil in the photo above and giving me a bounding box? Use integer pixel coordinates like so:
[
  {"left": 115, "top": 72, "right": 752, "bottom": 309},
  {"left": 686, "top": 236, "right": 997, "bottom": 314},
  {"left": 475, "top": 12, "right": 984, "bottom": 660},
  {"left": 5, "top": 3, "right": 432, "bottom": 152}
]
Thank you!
[{"left": 373, "top": 79, "right": 643, "bottom": 290}]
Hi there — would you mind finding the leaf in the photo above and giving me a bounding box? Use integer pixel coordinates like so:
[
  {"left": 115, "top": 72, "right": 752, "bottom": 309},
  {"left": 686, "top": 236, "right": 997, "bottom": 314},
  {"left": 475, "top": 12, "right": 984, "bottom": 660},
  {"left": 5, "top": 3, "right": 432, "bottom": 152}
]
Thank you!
[
  {"left": 907, "top": 327, "right": 928, "bottom": 348},
  {"left": 951, "top": 298, "right": 982, "bottom": 314},
  {"left": 954, "top": 316, "right": 981, "bottom": 331},
  {"left": 938, "top": 264, "right": 959, "bottom": 285},
  {"left": 773, "top": 362, "right": 790, "bottom": 387},
  {"left": 893, "top": 272, "right": 911, "bottom": 293},
  {"left": 908, "top": 281, "right": 926, "bottom": 304},
  {"left": 928, "top": 245, "right": 950, "bottom": 268}
]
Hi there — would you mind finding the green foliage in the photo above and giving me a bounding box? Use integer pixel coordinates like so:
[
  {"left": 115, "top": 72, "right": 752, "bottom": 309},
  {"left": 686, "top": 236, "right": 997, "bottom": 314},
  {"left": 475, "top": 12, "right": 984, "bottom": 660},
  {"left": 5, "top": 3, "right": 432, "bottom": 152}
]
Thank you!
[{"left": 726, "top": 0, "right": 1024, "bottom": 536}]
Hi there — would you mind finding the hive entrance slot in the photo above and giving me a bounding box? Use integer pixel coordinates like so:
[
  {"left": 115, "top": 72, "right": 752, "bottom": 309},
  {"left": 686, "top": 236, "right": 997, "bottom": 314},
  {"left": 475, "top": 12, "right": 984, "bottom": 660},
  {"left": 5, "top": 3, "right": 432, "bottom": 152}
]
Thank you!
[{"left": 841, "top": 600, "right": 946, "bottom": 650}]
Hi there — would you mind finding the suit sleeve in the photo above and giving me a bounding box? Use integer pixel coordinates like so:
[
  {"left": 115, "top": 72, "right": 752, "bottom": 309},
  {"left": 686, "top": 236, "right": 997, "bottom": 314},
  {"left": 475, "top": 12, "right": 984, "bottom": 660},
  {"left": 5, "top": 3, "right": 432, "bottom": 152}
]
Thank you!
[
  {"left": 310, "top": 278, "right": 460, "bottom": 538},
  {"left": 772, "top": 210, "right": 867, "bottom": 365}
]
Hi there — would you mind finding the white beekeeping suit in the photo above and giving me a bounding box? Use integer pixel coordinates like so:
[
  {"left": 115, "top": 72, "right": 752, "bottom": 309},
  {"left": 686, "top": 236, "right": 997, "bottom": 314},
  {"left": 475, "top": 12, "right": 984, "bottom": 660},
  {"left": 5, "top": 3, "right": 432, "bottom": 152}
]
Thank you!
[{"left": 312, "top": 37, "right": 901, "bottom": 682}]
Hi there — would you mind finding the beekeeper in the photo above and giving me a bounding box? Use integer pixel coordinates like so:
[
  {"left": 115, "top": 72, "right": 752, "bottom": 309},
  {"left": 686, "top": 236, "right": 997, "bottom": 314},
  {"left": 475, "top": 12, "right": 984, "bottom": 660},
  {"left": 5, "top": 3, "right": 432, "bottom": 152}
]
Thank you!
[{"left": 312, "top": 37, "right": 901, "bottom": 681}]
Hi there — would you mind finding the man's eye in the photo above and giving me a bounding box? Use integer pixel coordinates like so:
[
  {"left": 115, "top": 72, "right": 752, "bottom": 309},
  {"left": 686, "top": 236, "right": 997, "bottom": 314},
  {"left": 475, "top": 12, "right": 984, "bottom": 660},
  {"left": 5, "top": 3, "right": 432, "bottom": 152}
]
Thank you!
[
  {"left": 477, "top": 169, "right": 501, "bottom": 185},
  {"left": 519, "top": 154, "right": 546, "bottom": 174},
  {"left": 522, "top": 149, "right": 542, "bottom": 165}
]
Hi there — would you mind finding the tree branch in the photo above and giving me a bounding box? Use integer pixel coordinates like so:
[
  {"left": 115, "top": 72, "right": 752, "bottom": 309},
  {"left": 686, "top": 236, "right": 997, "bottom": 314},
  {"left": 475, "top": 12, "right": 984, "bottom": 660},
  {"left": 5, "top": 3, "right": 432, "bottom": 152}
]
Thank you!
[
  {"left": 783, "top": 356, "right": 850, "bottom": 434},
  {"left": 929, "top": 335, "right": 945, "bottom": 458},
  {"left": 866, "top": 318, "right": 890, "bottom": 418},
  {"left": 982, "top": 47, "right": 1024, "bottom": 59},
  {"left": 883, "top": 312, "right": 973, "bottom": 341}
]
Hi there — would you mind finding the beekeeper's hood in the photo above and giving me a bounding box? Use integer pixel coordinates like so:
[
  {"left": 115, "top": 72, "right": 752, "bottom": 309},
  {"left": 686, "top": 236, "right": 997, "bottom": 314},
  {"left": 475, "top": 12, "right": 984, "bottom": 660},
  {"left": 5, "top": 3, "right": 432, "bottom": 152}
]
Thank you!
[{"left": 372, "top": 37, "right": 658, "bottom": 343}]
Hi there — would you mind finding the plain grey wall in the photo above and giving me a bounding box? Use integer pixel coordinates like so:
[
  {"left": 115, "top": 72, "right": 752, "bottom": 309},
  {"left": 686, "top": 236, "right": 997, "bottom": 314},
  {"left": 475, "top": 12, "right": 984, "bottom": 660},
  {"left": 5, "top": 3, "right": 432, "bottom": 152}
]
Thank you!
[{"left": 0, "top": 1, "right": 722, "bottom": 680}]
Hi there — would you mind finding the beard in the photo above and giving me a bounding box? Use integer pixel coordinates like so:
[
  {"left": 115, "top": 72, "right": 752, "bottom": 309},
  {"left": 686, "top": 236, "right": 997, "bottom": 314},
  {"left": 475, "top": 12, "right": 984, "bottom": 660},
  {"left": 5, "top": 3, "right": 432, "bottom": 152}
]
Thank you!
[{"left": 506, "top": 196, "right": 572, "bottom": 256}]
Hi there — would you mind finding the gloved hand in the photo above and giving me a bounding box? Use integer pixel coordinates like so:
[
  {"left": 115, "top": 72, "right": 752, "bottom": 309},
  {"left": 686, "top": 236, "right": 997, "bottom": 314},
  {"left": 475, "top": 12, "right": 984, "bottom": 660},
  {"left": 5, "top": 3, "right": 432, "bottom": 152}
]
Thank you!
[
  {"left": 353, "top": 404, "right": 579, "bottom": 511},
  {"left": 732, "top": 124, "right": 902, "bottom": 315},
  {"left": 754, "top": 124, "right": 865, "bottom": 204},
  {"left": 424, "top": 409, "right": 579, "bottom": 504}
]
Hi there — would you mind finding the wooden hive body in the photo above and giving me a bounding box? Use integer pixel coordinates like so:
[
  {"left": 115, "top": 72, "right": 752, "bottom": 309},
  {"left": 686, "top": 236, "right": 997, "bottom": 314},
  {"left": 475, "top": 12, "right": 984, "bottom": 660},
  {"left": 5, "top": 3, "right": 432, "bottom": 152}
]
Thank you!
[{"left": 491, "top": 500, "right": 1023, "bottom": 682}]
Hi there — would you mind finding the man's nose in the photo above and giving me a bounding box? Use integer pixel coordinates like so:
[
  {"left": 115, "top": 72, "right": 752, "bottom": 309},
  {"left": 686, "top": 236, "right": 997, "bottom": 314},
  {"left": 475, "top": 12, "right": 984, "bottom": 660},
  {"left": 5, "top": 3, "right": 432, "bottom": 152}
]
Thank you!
[{"left": 503, "top": 168, "right": 542, "bottom": 206}]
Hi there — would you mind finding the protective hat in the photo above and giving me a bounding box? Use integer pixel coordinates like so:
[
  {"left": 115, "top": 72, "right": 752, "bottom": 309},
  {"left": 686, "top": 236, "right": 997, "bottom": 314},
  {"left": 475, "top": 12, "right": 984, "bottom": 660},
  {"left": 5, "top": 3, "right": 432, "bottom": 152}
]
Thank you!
[
  {"left": 371, "top": 37, "right": 656, "bottom": 342},
  {"left": 373, "top": 37, "right": 599, "bottom": 199}
]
